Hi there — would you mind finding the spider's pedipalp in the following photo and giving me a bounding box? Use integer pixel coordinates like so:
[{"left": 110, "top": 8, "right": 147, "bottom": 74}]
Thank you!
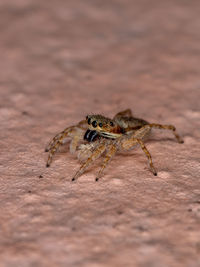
[{"left": 77, "top": 142, "right": 98, "bottom": 162}]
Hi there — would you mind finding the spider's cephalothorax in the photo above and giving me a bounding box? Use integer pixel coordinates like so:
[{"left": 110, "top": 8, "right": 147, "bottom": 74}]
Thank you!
[
  {"left": 86, "top": 114, "right": 122, "bottom": 139},
  {"left": 85, "top": 114, "right": 149, "bottom": 139},
  {"left": 45, "top": 109, "right": 184, "bottom": 181}
]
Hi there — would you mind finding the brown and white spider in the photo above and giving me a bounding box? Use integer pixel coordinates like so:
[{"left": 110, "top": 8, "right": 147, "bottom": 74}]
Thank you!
[{"left": 45, "top": 109, "right": 183, "bottom": 181}]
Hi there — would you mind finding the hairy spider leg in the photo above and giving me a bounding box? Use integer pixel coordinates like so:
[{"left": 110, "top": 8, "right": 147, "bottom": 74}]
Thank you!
[
  {"left": 45, "top": 120, "right": 87, "bottom": 152},
  {"left": 144, "top": 123, "right": 184, "bottom": 143},
  {"left": 96, "top": 144, "right": 117, "bottom": 181},
  {"left": 45, "top": 130, "right": 67, "bottom": 153},
  {"left": 46, "top": 126, "right": 76, "bottom": 167},
  {"left": 46, "top": 121, "right": 87, "bottom": 167},
  {"left": 118, "top": 121, "right": 183, "bottom": 175},
  {"left": 72, "top": 143, "right": 106, "bottom": 181},
  {"left": 119, "top": 135, "right": 157, "bottom": 175},
  {"left": 136, "top": 139, "right": 157, "bottom": 175}
]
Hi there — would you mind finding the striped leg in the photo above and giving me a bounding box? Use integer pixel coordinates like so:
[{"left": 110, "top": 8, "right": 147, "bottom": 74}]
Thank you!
[
  {"left": 46, "top": 120, "right": 87, "bottom": 167},
  {"left": 136, "top": 139, "right": 157, "bottom": 176},
  {"left": 120, "top": 136, "right": 157, "bottom": 175},
  {"left": 45, "top": 120, "right": 86, "bottom": 152},
  {"left": 148, "top": 123, "right": 184, "bottom": 143},
  {"left": 72, "top": 143, "right": 106, "bottom": 181},
  {"left": 96, "top": 144, "right": 117, "bottom": 181}
]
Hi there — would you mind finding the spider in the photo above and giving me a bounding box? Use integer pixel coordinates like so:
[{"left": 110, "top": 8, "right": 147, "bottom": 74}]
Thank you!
[{"left": 45, "top": 109, "right": 183, "bottom": 181}]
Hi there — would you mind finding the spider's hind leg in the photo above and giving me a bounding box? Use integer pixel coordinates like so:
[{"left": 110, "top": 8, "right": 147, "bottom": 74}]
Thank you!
[{"left": 148, "top": 123, "right": 184, "bottom": 144}]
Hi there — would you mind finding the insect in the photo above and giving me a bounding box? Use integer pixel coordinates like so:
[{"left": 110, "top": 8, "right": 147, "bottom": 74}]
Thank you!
[{"left": 45, "top": 109, "right": 183, "bottom": 181}]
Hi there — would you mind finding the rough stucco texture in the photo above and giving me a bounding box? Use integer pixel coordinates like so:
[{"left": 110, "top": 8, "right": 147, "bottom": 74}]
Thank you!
[{"left": 0, "top": 0, "right": 200, "bottom": 266}]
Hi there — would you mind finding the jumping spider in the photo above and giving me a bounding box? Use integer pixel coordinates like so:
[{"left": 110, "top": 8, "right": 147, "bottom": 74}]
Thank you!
[{"left": 45, "top": 109, "right": 183, "bottom": 181}]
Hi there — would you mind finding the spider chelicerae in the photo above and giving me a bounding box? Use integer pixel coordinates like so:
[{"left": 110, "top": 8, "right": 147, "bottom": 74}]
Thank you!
[{"left": 45, "top": 109, "right": 183, "bottom": 181}]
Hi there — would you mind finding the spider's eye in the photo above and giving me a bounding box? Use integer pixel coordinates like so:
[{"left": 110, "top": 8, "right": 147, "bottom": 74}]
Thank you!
[
  {"left": 110, "top": 121, "right": 114, "bottom": 127},
  {"left": 88, "top": 118, "right": 91, "bottom": 125},
  {"left": 99, "top": 122, "right": 103, "bottom": 128},
  {"left": 92, "top": 120, "right": 97, "bottom": 128}
]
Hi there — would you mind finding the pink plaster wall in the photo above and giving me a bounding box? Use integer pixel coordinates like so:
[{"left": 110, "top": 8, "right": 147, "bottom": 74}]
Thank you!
[{"left": 0, "top": 0, "right": 200, "bottom": 266}]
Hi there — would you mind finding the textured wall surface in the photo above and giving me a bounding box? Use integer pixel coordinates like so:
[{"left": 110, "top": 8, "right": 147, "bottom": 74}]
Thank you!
[{"left": 0, "top": 0, "right": 200, "bottom": 266}]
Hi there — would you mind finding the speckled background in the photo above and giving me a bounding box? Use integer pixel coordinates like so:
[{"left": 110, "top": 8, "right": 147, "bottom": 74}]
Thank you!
[{"left": 0, "top": 0, "right": 200, "bottom": 266}]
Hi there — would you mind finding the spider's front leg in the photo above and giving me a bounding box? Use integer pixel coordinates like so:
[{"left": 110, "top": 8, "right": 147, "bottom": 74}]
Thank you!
[
  {"left": 46, "top": 120, "right": 87, "bottom": 167},
  {"left": 72, "top": 142, "right": 106, "bottom": 181},
  {"left": 96, "top": 144, "right": 117, "bottom": 181}
]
